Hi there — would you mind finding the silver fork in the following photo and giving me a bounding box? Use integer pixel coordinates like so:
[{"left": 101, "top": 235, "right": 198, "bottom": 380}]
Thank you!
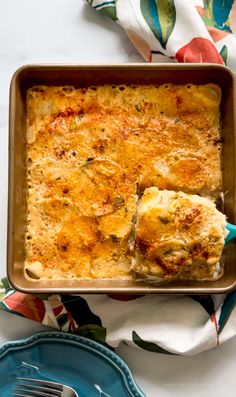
[{"left": 12, "top": 377, "right": 79, "bottom": 397}]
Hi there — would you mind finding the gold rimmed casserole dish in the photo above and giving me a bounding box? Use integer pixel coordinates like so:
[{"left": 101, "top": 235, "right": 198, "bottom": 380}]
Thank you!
[{"left": 7, "top": 63, "right": 236, "bottom": 294}]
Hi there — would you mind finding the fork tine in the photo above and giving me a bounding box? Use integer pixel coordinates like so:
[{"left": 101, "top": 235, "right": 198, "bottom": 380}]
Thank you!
[
  {"left": 12, "top": 393, "right": 31, "bottom": 397},
  {"left": 17, "top": 378, "right": 62, "bottom": 391},
  {"left": 13, "top": 386, "right": 59, "bottom": 397},
  {"left": 13, "top": 392, "right": 57, "bottom": 397},
  {"left": 13, "top": 392, "right": 58, "bottom": 397},
  {"left": 14, "top": 384, "right": 61, "bottom": 395},
  {"left": 14, "top": 377, "right": 78, "bottom": 397}
]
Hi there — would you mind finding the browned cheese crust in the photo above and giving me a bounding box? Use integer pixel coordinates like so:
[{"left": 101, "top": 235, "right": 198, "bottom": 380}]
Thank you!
[{"left": 25, "top": 84, "right": 222, "bottom": 280}]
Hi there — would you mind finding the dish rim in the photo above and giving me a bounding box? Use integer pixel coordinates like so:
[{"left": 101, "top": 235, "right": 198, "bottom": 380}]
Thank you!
[{"left": 0, "top": 330, "right": 145, "bottom": 397}]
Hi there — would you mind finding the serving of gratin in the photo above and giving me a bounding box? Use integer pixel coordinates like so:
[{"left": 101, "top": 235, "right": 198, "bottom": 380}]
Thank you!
[
  {"left": 25, "top": 83, "right": 225, "bottom": 281},
  {"left": 131, "top": 187, "right": 227, "bottom": 281}
]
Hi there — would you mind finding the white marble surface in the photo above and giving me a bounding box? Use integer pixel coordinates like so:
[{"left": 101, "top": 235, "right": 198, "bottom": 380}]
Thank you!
[{"left": 0, "top": 1, "right": 236, "bottom": 396}]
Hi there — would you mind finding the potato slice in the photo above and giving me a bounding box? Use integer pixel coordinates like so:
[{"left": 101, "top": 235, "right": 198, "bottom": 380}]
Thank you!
[{"left": 91, "top": 240, "right": 131, "bottom": 279}]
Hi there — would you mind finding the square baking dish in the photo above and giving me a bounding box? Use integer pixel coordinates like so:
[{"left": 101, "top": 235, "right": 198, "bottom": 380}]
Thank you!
[{"left": 7, "top": 63, "right": 236, "bottom": 294}]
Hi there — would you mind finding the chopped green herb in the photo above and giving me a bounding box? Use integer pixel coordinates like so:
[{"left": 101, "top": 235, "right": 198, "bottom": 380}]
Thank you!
[
  {"left": 113, "top": 195, "right": 125, "bottom": 208},
  {"left": 131, "top": 214, "right": 137, "bottom": 224},
  {"left": 110, "top": 234, "right": 119, "bottom": 242},
  {"left": 69, "top": 119, "right": 76, "bottom": 130},
  {"left": 86, "top": 157, "right": 95, "bottom": 162},
  {"left": 163, "top": 249, "right": 173, "bottom": 255},
  {"left": 77, "top": 113, "right": 84, "bottom": 121},
  {"left": 158, "top": 216, "right": 170, "bottom": 225}
]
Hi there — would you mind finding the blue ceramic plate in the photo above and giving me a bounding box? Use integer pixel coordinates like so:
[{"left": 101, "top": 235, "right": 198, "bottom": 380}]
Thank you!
[{"left": 0, "top": 331, "right": 145, "bottom": 397}]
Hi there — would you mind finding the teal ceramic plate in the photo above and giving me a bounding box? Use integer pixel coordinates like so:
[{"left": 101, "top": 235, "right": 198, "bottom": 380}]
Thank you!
[{"left": 0, "top": 331, "right": 145, "bottom": 397}]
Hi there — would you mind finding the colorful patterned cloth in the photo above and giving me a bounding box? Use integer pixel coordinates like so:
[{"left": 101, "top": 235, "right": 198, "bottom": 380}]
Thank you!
[
  {"left": 87, "top": 0, "right": 236, "bottom": 69},
  {"left": 1, "top": 1, "right": 236, "bottom": 355},
  {"left": 1, "top": 276, "right": 236, "bottom": 355}
]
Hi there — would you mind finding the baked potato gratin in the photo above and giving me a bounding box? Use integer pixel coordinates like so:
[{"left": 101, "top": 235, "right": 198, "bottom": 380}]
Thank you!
[
  {"left": 25, "top": 83, "right": 225, "bottom": 281},
  {"left": 131, "top": 188, "right": 228, "bottom": 281}
]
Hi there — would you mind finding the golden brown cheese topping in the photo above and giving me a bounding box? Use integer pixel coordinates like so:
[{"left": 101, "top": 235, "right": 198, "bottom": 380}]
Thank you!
[
  {"left": 131, "top": 187, "right": 227, "bottom": 281},
  {"left": 25, "top": 83, "right": 223, "bottom": 280}
]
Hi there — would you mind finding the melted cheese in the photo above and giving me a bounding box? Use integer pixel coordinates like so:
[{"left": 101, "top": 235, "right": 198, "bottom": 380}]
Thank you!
[
  {"left": 25, "top": 83, "right": 223, "bottom": 280},
  {"left": 131, "top": 187, "right": 227, "bottom": 281}
]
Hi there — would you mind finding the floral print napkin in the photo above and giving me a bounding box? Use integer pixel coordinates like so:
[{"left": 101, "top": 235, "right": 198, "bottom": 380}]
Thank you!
[
  {"left": 87, "top": 0, "right": 236, "bottom": 69},
  {"left": 1, "top": 277, "right": 236, "bottom": 354},
  {"left": 1, "top": 0, "right": 236, "bottom": 355}
]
